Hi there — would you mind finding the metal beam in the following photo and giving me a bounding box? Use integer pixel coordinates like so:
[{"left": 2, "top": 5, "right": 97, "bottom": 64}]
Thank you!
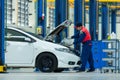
[
  {"left": 48, "top": 0, "right": 120, "bottom": 3},
  {"left": 86, "top": 6, "right": 120, "bottom": 9},
  {"left": 38, "top": 0, "right": 46, "bottom": 37},
  {"left": 60, "top": 0, "right": 68, "bottom": 38},
  {"left": 48, "top": 0, "right": 120, "bottom": 10},
  {"left": 55, "top": 0, "right": 67, "bottom": 25},
  {"left": 0, "top": 0, "right": 4, "bottom": 65},
  {"left": 55, "top": 0, "right": 67, "bottom": 43},
  {"left": 89, "top": 0, "right": 97, "bottom": 40},
  {"left": 111, "top": 10, "right": 116, "bottom": 33},
  {"left": 86, "top": 0, "right": 120, "bottom": 2},
  {"left": 101, "top": 4, "right": 109, "bottom": 39},
  {"left": 74, "top": 0, "right": 85, "bottom": 50}
]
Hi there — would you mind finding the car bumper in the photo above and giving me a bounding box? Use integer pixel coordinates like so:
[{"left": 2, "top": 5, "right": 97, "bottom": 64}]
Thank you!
[{"left": 55, "top": 51, "right": 81, "bottom": 68}]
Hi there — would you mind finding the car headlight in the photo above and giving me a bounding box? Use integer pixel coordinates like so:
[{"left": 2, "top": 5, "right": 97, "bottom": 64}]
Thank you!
[{"left": 55, "top": 48, "right": 71, "bottom": 53}]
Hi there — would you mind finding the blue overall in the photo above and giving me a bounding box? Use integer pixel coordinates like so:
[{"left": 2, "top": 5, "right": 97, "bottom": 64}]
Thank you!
[
  {"left": 72, "top": 31, "right": 94, "bottom": 70},
  {"left": 81, "top": 41, "right": 94, "bottom": 70}
]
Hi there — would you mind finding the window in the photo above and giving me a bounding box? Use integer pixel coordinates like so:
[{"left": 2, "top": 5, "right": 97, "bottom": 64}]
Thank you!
[
  {"left": 6, "top": 29, "right": 24, "bottom": 36},
  {"left": 4, "top": 0, "right": 12, "bottom": 24},
  {"left": 6, "top": 29, "right": 27, "bottom": 42},
  {"left": 17, "top": 0, "right": 29, "bottom": 26}
]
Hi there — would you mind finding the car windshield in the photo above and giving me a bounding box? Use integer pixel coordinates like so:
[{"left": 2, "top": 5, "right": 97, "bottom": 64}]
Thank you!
[{"left": 27, "top": 32, "right": 43, "bottom": 40}]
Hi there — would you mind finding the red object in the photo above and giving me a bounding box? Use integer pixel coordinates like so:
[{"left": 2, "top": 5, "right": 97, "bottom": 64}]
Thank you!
[
  {"left": 42, "top": 16, "right": 44, "bottom": 20},
  {"left": 42, "top": 14, "right": 45, "bottom": 20},
  {"left": 81, "top": 26, "right": 91, "bottom": 42}
]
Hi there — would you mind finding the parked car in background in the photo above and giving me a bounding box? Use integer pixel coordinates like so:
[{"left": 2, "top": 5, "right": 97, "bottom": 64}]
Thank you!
[{"left": 5, "top": 20, "right": 80, "bottom": 72}]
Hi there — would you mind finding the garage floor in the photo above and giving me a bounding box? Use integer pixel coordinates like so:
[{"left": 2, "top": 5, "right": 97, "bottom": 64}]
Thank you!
[{"left": 0, "top": 68, "right": 120, "bottom": 80}]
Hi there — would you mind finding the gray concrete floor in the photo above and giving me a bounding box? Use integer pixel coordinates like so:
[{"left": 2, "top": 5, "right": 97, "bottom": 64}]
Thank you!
[{"left": 0, "top": 68, "right": 120, "bottom": 80}]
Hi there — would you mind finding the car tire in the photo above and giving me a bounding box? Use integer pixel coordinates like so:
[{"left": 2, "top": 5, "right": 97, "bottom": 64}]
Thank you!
[{"left": 37, "top": 53, "right": 58, "bottom": 72}]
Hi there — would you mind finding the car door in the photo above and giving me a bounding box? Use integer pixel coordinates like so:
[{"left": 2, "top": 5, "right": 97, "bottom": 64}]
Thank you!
[{"left": 5, "top": 29, "right": 34, "bottom": 64}]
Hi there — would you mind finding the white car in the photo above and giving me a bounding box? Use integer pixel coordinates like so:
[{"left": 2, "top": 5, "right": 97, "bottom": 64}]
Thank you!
[{"left": 5, "top": 20, "right": 80, "bottom": 72}]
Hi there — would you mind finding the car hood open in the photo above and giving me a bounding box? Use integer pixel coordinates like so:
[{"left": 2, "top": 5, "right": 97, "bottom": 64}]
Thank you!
[{"left": 44, "top": 20, "right": 72, "bottom": 42}]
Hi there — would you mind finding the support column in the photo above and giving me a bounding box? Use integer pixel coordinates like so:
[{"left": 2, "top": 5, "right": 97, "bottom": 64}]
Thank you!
[
  {"left": 89, "top": 0, "right": 97, "bottom": 40},
  {"left": 74, "top": 0, "right": 84, "bottom": 50},
  {"left": 111, "top": 10, "right": 116, "bottom": 33},
  {"left": 55, "top": 0, "right": 67, "bottom": 43},
  {"left": 38, "top": 0, "right": 46, "bottom": 37},
  {"left": 0, "top": 0, "right": 4, "bottom": 65},
  {"left": 55, "top": 0, "right": 60, "bottom": 26},
  {"left": 101, "top": 4, "right": 108, "bottom": 39}
]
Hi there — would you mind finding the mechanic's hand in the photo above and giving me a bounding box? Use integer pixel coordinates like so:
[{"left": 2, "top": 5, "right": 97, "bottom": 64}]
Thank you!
[{"left": 71, "top": 36, "right": 74, "bottom": 39}]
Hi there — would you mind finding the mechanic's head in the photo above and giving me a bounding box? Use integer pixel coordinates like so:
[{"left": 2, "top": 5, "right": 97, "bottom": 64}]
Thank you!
[{"left": 75, "top": 22, "right": 83, "bottom": 30}]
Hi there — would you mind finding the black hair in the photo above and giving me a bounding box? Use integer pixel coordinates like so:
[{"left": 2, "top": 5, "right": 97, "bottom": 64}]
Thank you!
[{"left": 75, "top": 22, "right": 82, "bottom": 27}]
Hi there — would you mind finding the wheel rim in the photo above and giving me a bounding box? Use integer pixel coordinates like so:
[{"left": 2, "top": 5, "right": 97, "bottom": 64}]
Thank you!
[{"left": 41, "top": 56, "right": 53, "bottom": 71}]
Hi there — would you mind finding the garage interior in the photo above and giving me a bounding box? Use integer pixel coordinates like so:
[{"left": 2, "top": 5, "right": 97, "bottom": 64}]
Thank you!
[{"left": 0, "top": 0, "right": 120, "bottom": 80}]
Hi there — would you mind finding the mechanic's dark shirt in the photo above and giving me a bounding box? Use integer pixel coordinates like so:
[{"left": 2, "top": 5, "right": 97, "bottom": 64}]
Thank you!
[
  {"left": 72, "top": 31, "right": 86, "bottom": 44},
  {"left": 72, "top": 32, "right": 92, "bottom": 46}
]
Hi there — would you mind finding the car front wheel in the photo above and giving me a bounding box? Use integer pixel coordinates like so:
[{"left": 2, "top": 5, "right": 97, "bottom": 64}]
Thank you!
[{"left": 37, "top": 53, "right": 58, "bottom": 72}]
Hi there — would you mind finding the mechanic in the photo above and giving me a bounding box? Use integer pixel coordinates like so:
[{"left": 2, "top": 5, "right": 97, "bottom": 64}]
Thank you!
[{"left": 71, "top": 22, "right": 95, "bottom": 72}]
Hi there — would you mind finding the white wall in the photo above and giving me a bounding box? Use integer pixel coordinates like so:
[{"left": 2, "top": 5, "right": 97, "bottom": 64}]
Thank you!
[
  {"left": 68, "top": 7, "right": 74, "bottom": 38},
  {"left": 116, "top": 23, "right": 120, "bottom": 39},
  {"left": 7, "top": 0, "right": 36, "bottom": 33}
]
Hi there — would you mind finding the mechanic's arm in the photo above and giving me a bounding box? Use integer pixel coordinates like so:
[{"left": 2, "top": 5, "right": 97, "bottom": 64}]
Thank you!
[
  {"left": 73, "top": 32, "right": 86, "bottom": 44},
  {"left": 71, "top": 32, "right": 80, "bottom": 39}
]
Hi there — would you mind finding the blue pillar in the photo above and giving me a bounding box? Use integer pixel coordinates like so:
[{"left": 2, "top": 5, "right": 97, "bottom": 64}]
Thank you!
[
  {"left": 111, "top": 10, "right": 116, "bottom": 33},
  {"left": 0, "top": 0, "right": 4, "bottom": 65},
  {"left": 55, "top": 0, "right": 67, "bottom": 42},
  {"left": 55, "top": 0, "right": 60, "bottom": 26},
  {"left": 84, "top": 2, "right": 86, "bottom": 26},
  {"left": 101, "top": 4, "right": 108, "bottom": 39},
  {"left": 38, "top": 0, "right": 46, "bottom": 37},
  {"left": 74, "top": 0, "right": 84, "bottom": 50},
  {"left": 89, "top": 0, "right": 97, "bottom": 40}
]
